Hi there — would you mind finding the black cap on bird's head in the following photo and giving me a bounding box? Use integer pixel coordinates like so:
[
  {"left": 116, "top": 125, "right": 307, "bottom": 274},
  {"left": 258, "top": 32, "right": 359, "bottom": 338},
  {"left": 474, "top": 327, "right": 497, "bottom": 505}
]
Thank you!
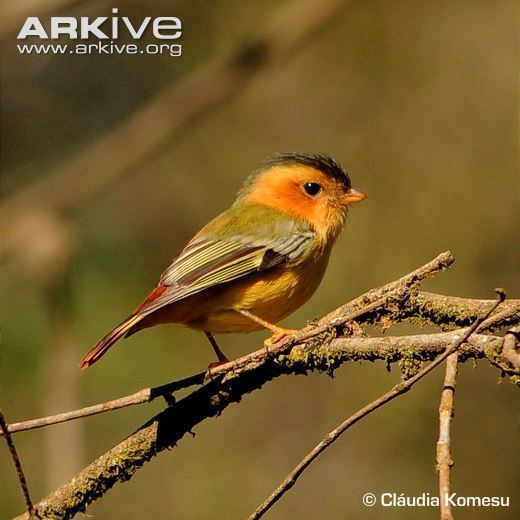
[
  {"left": 236, "top": 151, "right": 366, "bottom": 206},
  {"left": 261, "top": 152, "right": 352, "bottom": 190}
]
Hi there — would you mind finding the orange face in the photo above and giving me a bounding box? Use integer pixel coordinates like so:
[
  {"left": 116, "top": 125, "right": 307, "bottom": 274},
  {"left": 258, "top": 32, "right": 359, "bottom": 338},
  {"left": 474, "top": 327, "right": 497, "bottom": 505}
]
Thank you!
[{"left": 242, "top": 165, "right": 366, "bottom": 241}]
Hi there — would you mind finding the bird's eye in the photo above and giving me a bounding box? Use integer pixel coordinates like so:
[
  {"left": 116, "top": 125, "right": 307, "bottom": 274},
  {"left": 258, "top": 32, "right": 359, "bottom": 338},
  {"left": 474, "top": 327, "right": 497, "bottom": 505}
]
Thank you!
[{"left": 302, "top": 182, "right": 322, "bottom": 197}]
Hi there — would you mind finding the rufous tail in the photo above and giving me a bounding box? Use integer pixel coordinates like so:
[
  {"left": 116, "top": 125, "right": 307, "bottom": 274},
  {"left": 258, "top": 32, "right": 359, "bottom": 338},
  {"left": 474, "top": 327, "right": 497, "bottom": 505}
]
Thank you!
[{"left": 80, "top": 314, "right": 143, "bottom": 370}]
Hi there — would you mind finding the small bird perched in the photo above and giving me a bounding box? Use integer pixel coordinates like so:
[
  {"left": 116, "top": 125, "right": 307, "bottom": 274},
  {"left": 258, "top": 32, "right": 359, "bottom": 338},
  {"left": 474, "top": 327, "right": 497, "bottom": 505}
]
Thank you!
[{"left": 80, "top": 152, "right": 366, "bottom": 369}]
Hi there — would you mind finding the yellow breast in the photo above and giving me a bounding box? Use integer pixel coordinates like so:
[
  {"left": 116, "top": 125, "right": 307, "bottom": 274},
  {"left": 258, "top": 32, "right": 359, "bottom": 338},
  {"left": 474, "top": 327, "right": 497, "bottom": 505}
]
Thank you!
[{"left": 184, "top": 249, "right": 330, "bottom": 333}]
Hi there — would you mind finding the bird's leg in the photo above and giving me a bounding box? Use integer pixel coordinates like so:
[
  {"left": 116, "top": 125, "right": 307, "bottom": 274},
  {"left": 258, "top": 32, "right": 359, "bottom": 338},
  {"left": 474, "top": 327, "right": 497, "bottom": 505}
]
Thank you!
[
  {"left": 204, "top": 331, "right": 229, "bottom": 372},
  {"left": 236, "top": 309, "right": 297, "bottom": 353}
]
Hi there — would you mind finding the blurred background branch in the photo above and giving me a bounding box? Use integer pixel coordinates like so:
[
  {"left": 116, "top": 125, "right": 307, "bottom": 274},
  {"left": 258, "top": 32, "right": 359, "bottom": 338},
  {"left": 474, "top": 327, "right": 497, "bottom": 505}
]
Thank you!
[
  {"left": 0, "top": 0, "right": 349, "bottom": 262},
  {"left": 0, "top": 0, "right": 88, "bottom": 39}
]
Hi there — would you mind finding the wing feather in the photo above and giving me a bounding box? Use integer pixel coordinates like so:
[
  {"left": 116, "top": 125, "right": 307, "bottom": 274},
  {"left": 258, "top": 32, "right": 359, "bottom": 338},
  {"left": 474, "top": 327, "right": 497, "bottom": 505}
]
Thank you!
[{"left": 136, "top": 227, "right": 316, "bottom": 317}]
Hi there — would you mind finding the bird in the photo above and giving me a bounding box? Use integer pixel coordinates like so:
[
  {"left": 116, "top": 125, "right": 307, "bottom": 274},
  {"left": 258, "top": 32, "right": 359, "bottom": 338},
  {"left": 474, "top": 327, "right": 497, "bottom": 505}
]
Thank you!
[{"left": 80, "top": 152, "right": 366, "bottom": 370}]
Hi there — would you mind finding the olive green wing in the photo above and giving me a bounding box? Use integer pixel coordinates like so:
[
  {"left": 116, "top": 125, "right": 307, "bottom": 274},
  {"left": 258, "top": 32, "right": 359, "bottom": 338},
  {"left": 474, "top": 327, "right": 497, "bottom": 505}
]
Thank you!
[
  {"left": 136, "top": 209, "right": 316, "bottom": 316},
  {"left": 80, "top": 206, "right": 316, "bottom": 369}
]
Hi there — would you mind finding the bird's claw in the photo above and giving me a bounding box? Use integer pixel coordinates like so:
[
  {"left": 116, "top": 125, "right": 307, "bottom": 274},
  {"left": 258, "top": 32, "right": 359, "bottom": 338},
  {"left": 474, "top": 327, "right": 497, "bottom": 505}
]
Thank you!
[
  {"left": 204, "top": 360, "right": 228, "bottom": 381},
  {"left": 263, "top": 328, "right": 297, "bottom": 358}
]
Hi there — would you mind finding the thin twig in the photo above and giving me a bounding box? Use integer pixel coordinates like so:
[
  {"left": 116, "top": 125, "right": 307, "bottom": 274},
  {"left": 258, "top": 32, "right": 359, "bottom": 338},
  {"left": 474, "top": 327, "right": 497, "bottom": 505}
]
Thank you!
[
  {"left": 248, "top": 291, "right": 504, "bottom": 519},
  {"left": 320, "top": 251, "right": 455, "bottom": 324},
  {"left": 0, "top": 409, "right": 38, "bottom": 518},
  {"left": 436, "top": 353, "right": 459, "bottom": 520},
  {"left": 1, "top": 371, "right": 205, "bottom": 436}
]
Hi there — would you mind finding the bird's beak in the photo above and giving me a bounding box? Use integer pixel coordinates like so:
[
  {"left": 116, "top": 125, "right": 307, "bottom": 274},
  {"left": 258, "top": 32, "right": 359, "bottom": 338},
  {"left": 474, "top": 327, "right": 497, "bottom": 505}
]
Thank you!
[{"left": 343, "top": 187, "right": 367, "bottom": 204}]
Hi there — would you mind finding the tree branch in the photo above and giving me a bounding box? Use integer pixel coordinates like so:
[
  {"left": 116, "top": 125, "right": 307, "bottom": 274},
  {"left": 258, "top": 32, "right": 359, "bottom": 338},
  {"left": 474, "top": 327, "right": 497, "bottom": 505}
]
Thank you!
[
  {"left": 407, "top": 292, "right": 519, "bottom": 332},
  {"left": 248, "top": 293, "right": 503, "bottom": 519},
  {"left": 500, "top": 326, "right": 520, "bottom": 372},
  {"left": 436, "top": 353, "right": 458, "bottom": 520},
  {"left": 4, "top": 252, "right": 454, "bottom": 435},
  {"left": 1, "top": 330, "right": 505, "bottom": 437},
  {"left": 12, "top": 254, "right": 519, "bottom": 519}
]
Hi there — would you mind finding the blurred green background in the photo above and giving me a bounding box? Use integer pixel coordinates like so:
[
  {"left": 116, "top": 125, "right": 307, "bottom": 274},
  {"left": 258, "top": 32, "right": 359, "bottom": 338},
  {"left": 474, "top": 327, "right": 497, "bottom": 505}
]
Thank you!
[{"left": 1, "top": 0, "right": 518, "bottom": 518}]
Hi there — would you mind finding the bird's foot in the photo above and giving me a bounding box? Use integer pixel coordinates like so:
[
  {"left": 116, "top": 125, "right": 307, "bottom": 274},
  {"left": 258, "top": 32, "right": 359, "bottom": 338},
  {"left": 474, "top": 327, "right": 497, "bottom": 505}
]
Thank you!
[
  {"left": 263, "top": 327, "right": 298, "bottom": 357},
  {"left": 208, "top": 359, "right": 229, "bottom": 370},
  {"left": 205, "top": 359, "right": 229, "bottom": 381}
]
